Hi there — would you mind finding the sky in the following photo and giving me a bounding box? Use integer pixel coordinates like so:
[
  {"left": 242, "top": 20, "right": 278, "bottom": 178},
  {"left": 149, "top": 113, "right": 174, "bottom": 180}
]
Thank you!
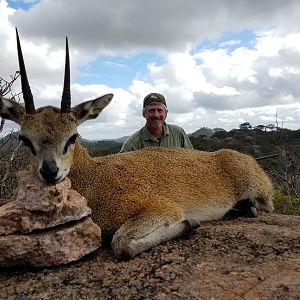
[{"left": 1, "top": 0, "right": 300, "bottom": 140}]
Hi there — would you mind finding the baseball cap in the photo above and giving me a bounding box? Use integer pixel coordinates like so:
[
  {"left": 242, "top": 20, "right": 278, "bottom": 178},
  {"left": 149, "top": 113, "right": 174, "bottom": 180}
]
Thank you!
[{"left": 143, "top": 93, "right": 167, "bottom": 108}]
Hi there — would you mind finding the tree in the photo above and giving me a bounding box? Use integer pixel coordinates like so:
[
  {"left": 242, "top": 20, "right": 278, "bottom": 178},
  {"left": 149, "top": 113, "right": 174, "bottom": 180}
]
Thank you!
[
  {"left": 0, "top": 72, "right": 21, "bottom": 134},
  {"left": 254, "top": 125, "right": 266, "bottom": 131},
  {"left": 266, "top": 124, "right": 276, "bottom": 131},
  {"left": 239, "top": 122, "right": 252, "bottom": 130},
  {"left": 0, "top": 72, "right": 26, "bottom": 199}
]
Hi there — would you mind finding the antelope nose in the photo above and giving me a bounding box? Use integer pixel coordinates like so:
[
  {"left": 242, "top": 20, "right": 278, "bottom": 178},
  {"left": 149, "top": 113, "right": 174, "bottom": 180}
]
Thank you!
[{"left": 40, "top": 160, "right": 59, "bottom": 183}]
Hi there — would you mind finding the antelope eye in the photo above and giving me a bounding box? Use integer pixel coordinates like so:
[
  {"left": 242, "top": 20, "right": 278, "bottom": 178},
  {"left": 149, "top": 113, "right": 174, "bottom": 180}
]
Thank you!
[
  {"left": 69, "top": 133, "right": 78, "bottom": 144},
  {"left": 19, "top": 135, "right": 36, "bottom": 156},
  {"left": 63, "top": 133, "right": 78, "bottom": 154}
]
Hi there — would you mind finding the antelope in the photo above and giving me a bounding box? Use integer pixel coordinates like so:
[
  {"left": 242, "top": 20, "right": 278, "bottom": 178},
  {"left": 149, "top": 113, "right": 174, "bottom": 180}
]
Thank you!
[{"left": 0, "top": 30, "right": 274, "bottom": 259}]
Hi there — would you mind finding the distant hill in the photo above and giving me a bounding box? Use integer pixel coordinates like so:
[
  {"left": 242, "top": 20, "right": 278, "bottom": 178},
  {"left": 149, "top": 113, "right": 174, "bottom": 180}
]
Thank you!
[
  {"left": 100, "top": 136, "right": 129, "bottom": 142},
  {"left": 79, "top": 138, "right": 123, "bottom": 156},
  {"left": 190, "top": 127, "right": 226, "bottom": 137}
]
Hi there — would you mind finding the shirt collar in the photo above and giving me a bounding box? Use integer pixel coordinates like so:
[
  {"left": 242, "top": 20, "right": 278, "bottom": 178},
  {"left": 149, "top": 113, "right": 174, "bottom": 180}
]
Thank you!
[{"left": 141, "top": 122, "right": 169, "bottom": 141}]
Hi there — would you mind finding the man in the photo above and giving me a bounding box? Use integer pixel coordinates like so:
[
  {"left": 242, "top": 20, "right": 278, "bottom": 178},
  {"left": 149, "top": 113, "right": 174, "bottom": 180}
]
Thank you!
[{"left": 120, "top": 93, "right": 193, "bottom": 152}]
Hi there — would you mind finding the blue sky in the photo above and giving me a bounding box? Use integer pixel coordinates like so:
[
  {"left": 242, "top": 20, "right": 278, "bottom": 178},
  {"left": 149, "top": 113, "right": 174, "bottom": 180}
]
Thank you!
[
  {"left": 78, "top": 52, "right": 166, "bottom": 88},
  {"left": 6, "top": 0, "right": 36, "bottom": 9},
  {"left": 196, "top": 30, "right": 257, "bottom": 53},
  {"left": 1, "top": 0, "right": 300, "bottom": 140},
  {"left": 79, "top": 30, "right": 256, "bottom": 89}
]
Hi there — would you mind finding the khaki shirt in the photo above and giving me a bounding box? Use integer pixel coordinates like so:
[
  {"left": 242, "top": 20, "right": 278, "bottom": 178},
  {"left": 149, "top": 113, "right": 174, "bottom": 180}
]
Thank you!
[{"left": 120, "top": 123, "right": 193, "bottom": 152}]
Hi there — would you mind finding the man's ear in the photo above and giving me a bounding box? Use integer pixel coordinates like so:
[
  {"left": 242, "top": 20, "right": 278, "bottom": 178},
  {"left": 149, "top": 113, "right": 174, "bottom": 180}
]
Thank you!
[
  {"left": 142, "top": 107, "right": 147, "bottom": 118},
  {"left": 72, "top": 94, "right": 113, "bottom": 125},
  {"left": 0, "top": 97, "right": 26, "bottom": 125}
]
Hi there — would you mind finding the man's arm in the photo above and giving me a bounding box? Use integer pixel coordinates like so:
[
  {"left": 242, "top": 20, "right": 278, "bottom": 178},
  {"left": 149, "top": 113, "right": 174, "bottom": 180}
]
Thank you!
[
  {"left": 120, "top": 131, "right": 141, "bottom": 153},
  {"left": 181, "top": 129, "right": 194, "bottom": 150},
  {"left": 120, "top": 140, "right": 135, "bottom": 153}
]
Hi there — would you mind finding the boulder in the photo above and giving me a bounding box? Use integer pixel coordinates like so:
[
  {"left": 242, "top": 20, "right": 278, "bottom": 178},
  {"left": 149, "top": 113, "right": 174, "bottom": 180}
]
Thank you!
[
  {"left": 0, "top": 171, "right": 101, "bottom": 267},
  {"left": 0, "top": 217, "right": 101, "bottom": 267}
]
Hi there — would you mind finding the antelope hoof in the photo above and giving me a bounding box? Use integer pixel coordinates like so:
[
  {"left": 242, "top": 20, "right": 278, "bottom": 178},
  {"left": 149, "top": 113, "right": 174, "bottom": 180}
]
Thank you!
[
  {"left": 247, "top": 206, "right": 258, "bottom": 218},
  {"left": 182, "top": 219, "right": 200, "bottom": 234}
]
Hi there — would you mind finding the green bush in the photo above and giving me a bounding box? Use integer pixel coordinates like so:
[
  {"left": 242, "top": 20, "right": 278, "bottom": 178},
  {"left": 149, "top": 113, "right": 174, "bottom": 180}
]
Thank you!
[{"left": 273, "top": 188, "right": 300, "bottom": 216}]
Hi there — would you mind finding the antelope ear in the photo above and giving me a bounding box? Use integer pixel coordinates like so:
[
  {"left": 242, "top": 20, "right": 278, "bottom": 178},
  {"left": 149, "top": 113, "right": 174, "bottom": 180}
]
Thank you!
[
  {"left": 72, "top": 93, "right": 113, "bottom": 125},
  {"left": 0, "top": 97, "right": 26, "bottom": 125}
]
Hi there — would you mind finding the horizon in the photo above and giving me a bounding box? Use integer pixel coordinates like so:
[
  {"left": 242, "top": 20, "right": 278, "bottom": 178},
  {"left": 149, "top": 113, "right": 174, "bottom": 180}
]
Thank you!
[{"left": 1, "top": 123, "right": 299, "bottom": 143}]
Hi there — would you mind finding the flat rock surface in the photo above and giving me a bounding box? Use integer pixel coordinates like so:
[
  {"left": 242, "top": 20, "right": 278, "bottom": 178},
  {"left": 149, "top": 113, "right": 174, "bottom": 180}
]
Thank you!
[{"left": 0, "top": 213, "right": 299, "bottom": 299}]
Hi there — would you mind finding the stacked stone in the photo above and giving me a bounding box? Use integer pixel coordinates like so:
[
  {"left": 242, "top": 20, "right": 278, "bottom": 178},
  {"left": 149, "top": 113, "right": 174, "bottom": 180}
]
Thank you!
[{"left": 0, "top": 171, "right": 101, "bottom": 267}]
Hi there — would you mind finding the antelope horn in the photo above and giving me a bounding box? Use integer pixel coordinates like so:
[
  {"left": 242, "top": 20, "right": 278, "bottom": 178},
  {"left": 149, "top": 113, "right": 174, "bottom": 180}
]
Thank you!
[
  {"left": 16, "top": 28, "right": 36, "bottom": 114},
  {"left": 61, "top": 37, "right": 71, "bottom": 113}
]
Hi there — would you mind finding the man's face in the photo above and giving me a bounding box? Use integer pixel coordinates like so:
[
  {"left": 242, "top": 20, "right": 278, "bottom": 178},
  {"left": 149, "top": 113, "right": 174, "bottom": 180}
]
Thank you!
[{"left": 143, "top": 102, "right": 168, "bottom": 131}]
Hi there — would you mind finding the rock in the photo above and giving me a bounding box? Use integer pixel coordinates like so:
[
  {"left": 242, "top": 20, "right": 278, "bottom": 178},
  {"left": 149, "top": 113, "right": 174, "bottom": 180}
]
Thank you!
[
  {"left": 0, "top": 217, "right": 101, "bottom": 267},
  {"left": 0, "top": 172, "right": 91, "bottom": 235},
  {"left": 0, "top": 198, "right": 10, "bottom": 206},
  {"left": 0, "top": 171, "right": 101, "bottom": 267}
]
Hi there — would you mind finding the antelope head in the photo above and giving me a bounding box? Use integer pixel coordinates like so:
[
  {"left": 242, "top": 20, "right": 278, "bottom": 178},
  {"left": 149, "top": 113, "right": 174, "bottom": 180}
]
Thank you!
[{"left": 0, "top": 29, "right": 113, "bottom": 183}]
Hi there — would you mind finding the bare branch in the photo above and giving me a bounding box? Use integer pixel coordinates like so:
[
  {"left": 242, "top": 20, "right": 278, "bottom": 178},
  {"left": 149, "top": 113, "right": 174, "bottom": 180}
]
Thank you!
[
  {"left": 0, "top": 119, "right": 5, "bottom": 134},
  {"left": 0, "top": 72, "right": 23, "bottom": 199}
]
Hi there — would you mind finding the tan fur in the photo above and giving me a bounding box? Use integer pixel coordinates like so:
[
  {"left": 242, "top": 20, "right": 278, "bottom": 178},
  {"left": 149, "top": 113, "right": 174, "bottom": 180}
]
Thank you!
[
  {"left": 69, "top": 143, "right": 273, "bottom": 233},
  {"left": 0, "top": 94, "right": 274, "bottom": 259}
]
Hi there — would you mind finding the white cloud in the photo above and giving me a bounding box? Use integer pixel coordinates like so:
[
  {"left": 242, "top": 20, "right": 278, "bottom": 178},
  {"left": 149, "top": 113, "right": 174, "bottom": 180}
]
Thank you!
[
  {"left": 8, "top": 0, "right": 300, "bottom": 53},
  {"left": 1, "top": 0, "right": 300, "bottom": 140}
]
